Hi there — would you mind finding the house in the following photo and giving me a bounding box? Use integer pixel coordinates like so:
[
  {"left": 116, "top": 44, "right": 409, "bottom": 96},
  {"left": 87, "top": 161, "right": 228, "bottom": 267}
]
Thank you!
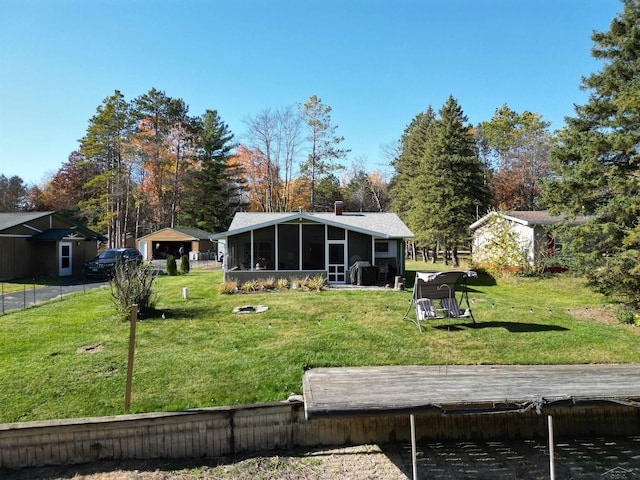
[
  {"left": 210, "top": 202, "right": 415, "bottom": 285},
  {"left": 0, "top": 211, "right": 104, "bottom": 280},
  {"left": 469, "top": 210, "right": 590, "bottom": 267},
  {"left": 136, "top": 227, "right": 216, "bottom": 261}
]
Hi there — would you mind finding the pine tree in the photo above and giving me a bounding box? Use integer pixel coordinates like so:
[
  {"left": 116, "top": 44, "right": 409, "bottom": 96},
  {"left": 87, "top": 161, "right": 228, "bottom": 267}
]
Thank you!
[
  {"left": 542, "top": 0, "right": 640, "bottom": 305},
  {"left": 180, "top": 110, "right": 246, "bottom": 232},
  {"left": 412, "top": 96, "right": 490, "bottom": 266},
  {"left": 299, "top": 95, "right": 349, "bottom": 211}
]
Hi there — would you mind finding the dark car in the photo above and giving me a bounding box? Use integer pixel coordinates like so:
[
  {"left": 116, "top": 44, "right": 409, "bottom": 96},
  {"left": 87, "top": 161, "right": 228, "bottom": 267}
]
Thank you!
[{"left": 84, "top": 248, "right": 143, "bottom": 279}]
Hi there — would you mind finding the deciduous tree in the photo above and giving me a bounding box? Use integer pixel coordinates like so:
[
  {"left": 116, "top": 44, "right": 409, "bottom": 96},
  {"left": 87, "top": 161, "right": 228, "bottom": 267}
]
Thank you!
[{"left": 477, "top": 104, "right": 551, "bottom": 210}]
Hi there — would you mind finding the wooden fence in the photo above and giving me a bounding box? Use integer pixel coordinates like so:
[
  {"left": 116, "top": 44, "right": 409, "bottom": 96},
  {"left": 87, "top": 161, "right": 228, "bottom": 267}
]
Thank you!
[{"left": 1, "top": 400, "right": 639, "bottom": 470}]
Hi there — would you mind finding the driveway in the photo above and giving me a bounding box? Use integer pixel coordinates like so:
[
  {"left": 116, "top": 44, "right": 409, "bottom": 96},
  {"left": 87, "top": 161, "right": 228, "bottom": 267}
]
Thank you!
[{"left": 0, "top": 278, "right": 108, "bottom": 314}]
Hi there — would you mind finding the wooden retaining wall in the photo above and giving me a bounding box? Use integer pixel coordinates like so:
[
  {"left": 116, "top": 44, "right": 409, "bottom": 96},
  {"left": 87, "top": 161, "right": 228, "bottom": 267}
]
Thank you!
[{"left": 1, "top": 401, "right": 639, "bottom": 470}]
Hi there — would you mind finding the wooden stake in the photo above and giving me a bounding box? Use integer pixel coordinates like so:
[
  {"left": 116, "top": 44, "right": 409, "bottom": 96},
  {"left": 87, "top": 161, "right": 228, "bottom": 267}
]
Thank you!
[{"left": 125, "top": 305, "right": 138, "bottom": 411}]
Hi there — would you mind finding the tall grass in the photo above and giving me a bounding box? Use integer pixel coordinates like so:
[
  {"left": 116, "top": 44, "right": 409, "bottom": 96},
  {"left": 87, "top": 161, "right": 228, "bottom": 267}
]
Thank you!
[{"left": 0, "top": 267, "right": 638, "bottom": 423}]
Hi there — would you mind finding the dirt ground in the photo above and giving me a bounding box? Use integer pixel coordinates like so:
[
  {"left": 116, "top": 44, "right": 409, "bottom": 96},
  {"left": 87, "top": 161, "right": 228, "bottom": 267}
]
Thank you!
[{"left": 4, "top": 436, "right": 640, "bottom": 480}]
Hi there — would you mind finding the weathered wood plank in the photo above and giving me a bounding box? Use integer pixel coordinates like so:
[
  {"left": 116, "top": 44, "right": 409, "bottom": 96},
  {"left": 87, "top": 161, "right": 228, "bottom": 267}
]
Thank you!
[{"left": 303, "top": 364, "right": 640, "bottom": 418}]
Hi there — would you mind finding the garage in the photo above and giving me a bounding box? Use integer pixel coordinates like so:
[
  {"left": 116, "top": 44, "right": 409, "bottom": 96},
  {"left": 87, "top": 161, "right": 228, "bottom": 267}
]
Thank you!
[{"left": 136, "top": 227, "right": 218, "bottom": 261}]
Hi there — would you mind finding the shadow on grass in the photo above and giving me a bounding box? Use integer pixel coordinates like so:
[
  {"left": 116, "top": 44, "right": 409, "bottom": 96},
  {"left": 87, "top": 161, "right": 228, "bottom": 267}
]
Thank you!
[{"left": 434, "top": 320, "right": 569, "bottom": 333}]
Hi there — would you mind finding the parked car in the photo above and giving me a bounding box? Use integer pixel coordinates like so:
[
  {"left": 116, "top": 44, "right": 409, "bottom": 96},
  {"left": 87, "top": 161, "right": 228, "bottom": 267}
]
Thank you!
[{"left": 84, "top": 248, "right": 143, "bottom": 279}]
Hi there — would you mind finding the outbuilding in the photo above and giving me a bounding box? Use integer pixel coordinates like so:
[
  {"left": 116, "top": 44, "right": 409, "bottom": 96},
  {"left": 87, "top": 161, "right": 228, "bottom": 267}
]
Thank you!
[
  {"left": 136, "top": 227, "right": 217, "bottom": 261},
  {"left": 0, "top": 211, "right": 104, "bottom": 279},
  {"left": 469, "top": 210, "right": 590, "bottom": 268}
]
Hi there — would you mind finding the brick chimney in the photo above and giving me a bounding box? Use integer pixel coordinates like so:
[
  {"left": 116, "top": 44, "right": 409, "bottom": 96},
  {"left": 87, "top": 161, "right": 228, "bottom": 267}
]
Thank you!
[{"left": 334, "top": 201, "right": 343, "bottom": 215}]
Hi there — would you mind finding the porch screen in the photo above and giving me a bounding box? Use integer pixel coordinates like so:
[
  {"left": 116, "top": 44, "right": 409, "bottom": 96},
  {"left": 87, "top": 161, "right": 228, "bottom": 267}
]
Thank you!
[
  {"left": 252, "top": 226, "right": 275, "bottom": 270},
  {"left": 302, "top": 224, "right": 325, "bottom": 270},
  {"left": 278, "top": 224, "right": 299, "bottom": 270}
]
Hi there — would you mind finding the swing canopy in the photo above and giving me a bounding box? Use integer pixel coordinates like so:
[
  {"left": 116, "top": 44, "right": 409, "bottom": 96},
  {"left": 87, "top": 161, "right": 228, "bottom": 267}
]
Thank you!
[{"left": 404, "top": 270, "right": 477, "bottom": 332}]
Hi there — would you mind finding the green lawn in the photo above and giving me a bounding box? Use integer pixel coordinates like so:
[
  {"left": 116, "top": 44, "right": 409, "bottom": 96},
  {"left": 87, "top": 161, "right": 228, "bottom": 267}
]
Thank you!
[{"left": 0, "top": 264, "right": 638, "bottom": 423}]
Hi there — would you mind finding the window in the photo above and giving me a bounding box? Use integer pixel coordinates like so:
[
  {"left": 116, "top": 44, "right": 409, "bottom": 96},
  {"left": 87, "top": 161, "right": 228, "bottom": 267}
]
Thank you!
[{"left": 375, "top": 242, "right": 389, "bottom": 253}]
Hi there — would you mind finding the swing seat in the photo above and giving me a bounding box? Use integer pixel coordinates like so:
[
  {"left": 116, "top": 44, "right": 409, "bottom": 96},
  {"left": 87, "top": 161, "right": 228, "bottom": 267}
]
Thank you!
[{"left": 403, "top": 270, "right": 477, "bottom": 332}]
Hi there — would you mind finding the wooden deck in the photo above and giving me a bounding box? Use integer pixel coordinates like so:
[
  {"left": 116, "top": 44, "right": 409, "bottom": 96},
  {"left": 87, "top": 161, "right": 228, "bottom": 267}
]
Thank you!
[{"left": 303, "top": 364, "right": 640, "bottom": 419}]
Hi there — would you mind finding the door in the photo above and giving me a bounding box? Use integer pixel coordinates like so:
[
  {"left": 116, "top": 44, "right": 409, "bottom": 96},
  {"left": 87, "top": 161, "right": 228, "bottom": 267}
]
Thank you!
[
  {"left": 327, "top": 242, "right": 346, "bottom": 284},
  {"left": 59, "top": 242, "right": 73, "bottom": 276}
]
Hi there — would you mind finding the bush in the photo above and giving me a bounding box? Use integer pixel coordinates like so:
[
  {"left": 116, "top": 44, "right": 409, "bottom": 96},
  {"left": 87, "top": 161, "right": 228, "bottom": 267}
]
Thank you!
[
  {"left": 240, "top": 279, "right": 259, "bottom": 292},
  {"left": 275, "top": 278, "right": 289, "bottom": 290},
  {"left": 166, "top": 255, "right": 178, "bottom": 276},
  {"left": 306, "top": 275, "right": 326, "bottom": 291},
  {"left": 110, "top": 261, "right": 158, "bottom": 320},
  {"left": 180, "top": 254, "right": 190, "bottom": 274},
  {"left": 614, "top": 306, "right": 637, "bottom": 325},
  {"left": 217, "top": 281, "right": 238, "bottom": 294},
  {"left": 257, "top": 276, "right": 277, "bottom": 290},
  {"left": 290, "top": 276, "right": 309, "bottom": 290}
]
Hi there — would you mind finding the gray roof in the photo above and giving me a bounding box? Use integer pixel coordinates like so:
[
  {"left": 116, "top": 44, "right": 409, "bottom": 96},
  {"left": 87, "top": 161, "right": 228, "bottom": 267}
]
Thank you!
[
  {"left": 172, "top": 228, "right": 215, "bottom": 240},
  {"left": 470, "top": 210, "right": 591, "bottom": 230},
  {"left": 213, "top": 211, "right": 414, "bottom": 239},
  {"left": 0, "top": 211, "right": 54, "bottom": 232},
  {"left": 0, "top": 211, "right": 105, "bottom": 241}
]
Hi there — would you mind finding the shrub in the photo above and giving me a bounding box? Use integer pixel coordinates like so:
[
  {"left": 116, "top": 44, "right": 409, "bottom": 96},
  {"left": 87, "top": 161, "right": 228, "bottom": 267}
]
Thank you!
[
  {"left": 166, "top": 255, "right": 178, "bottom": 276},
  {"left": 240, "top": 279, "right": 259, "bottom": 292},
  {"left": 110, "top": 261, "right": 158, "bottom": 320},
  {"left": 614, "top": 306, "right": 637, "bottom": 325},
  {"left": 306, "top": 275, "right": 326, "bottom": 291},
  {"left": 218, "top": 281, "right": 238, "bottom": 294},
  {"left": 275, "top": 278, "right": 289, "bottom": 290},
  {"left": 180, "top": 254, "right": 190, "bottom": 274},
  {"left": 258, "top": 276, "right": 277, "bottom": 290},
  {"left": 290, "top": 276, "right": 309, "bottom": 290}
]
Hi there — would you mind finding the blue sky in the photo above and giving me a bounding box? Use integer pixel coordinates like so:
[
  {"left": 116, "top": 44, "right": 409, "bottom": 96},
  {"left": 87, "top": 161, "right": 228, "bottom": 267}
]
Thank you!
[{"left": 0, "top": 0, "right": 622, "bottom": 185}]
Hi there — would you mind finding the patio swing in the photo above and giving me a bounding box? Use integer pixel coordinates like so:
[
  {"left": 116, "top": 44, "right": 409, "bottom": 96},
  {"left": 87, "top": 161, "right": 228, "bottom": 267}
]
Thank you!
[{"left": 403, "top": 270, "right": 477, "bottom": 332}]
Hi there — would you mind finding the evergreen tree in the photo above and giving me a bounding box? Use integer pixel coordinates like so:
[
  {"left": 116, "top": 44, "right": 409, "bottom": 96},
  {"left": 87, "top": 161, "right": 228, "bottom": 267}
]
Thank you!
[
  {"left": 180, "top": 110, "right": 246, "bottom": 232},
  {"left": 542, "top": 0, "right": 640, "bottom": 305},
  {"left": 299, "top": 95, "right": 349, "bottom": 211},
  {"left": 394, "top": 97, "right": 490, "bottom": 266},
  {"left": 389, "top": 106, "right": 436, "bottom": 227},
  {"left": 0, "top": 175, "right": 27, "bottom": 211}
]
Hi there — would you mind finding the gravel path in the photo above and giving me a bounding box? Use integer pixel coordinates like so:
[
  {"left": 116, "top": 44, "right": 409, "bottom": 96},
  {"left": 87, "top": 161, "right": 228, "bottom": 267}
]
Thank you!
[{"left": 4, "top": 437, "right": 640, "bottom": 479}]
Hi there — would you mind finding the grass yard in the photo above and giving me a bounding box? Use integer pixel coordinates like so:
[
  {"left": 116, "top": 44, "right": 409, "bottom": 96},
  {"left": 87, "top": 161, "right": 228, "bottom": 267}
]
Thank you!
[{"left": 1, "top": 263, "right": 639, "bottom": 423}]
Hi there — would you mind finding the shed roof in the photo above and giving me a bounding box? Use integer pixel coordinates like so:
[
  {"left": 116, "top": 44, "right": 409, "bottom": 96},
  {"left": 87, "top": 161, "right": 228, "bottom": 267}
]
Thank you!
[
  {"left": 211, "top": 212, "right": 415, "bottom": 240},
  {"left": 137, "top": 227, "right": 215, "bottom": 241},
  {"left": 0, "top": 211, "right": 104, "bottom": 241},
  {"left": 0, "top": 211, "right": 55, "bottom": 232},
  {"left": 470, "top": 210, "right": 591, "bottom": 230}
]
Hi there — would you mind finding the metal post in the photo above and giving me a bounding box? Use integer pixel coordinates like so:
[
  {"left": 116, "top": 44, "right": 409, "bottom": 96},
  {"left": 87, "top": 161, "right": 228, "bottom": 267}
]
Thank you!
[
  {"left": 410, "top": 414, "right": 418, "bottom": 480},
  {"left": 125, "top": 305, "right": 138, "bottom": 411},
  {"left": 548, "top": 415, "right": 555, "bottom": 480}
]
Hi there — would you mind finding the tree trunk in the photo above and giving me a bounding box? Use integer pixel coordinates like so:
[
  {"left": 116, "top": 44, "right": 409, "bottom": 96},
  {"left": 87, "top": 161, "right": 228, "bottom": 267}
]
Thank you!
[
  {"left": 452, "top": 245, "right": 459, "bottom": 267},
  {"left": 432, "top": 242, "right": 439, "bottom": 264}
]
